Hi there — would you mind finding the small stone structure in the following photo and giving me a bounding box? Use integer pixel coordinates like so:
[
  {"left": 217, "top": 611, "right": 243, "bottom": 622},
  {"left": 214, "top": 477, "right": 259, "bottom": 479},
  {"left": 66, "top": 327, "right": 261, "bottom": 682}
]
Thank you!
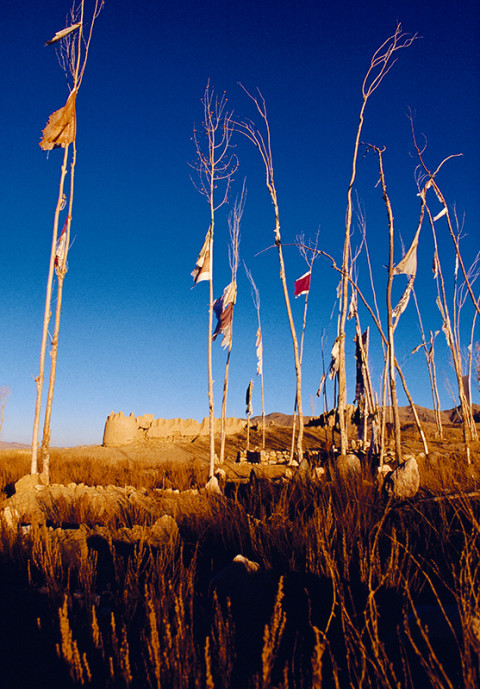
[{"left": 103, "top": 411, "right": 245, "bottom": 447}]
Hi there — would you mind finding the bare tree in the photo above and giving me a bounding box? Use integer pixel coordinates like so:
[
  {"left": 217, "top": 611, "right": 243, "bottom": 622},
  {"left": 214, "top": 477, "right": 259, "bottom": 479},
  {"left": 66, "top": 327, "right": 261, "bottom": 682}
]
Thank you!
[
  {"left": 411, "top": 293, "right": 443, "bottom": 438},
  {"left": 299, "top": 242, "right": 429, "bottom": 457},
  {"left": 236, "top": 86, "right": 304, "bottom": 461},
  {"left": 32, "top": 0, "right": 104, "bottom": 478},
  {"left": 289, "top": 232, "right": 320, "bottom": 461},
  {"left": 244, "top": 264, "right": 266, "bottom": 449},
  {"left": 337, "top": 25, "right": 417, "bottom": 455},
  {"left": 191, "top": 83, "right": 238, "bottom": 479},
  {"left": 217, "top": 182, "right": 245, "bottom": 464},
  {"left": 411, "top": 125, "right": 478, "bottom": 462}
]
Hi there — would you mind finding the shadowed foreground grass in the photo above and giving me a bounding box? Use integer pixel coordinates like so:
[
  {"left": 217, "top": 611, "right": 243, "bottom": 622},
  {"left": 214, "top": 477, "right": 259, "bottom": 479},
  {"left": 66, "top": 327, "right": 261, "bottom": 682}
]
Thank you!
[{"left": 0, "top": 451, "right": 479, "bottom": 688}]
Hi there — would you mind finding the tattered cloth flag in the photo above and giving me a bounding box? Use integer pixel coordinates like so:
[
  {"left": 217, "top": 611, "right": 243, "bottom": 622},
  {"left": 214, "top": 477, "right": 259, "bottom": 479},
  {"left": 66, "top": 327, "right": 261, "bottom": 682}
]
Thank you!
[
  {"left": 329, "top": 338, "right": 340, "bottom": 380},
  {"left": 463, "top": 375, "right": 471, "bottom": 404},
  {"left": 54, "top": 218, "right": 68, "bottom": 274},
  {"left": 212, "top": 303, "right": 233, "bottom": 349},
  {"left": 212, "top": 282, "right": 236, "bottom": 348},
  {"left": 294, "top": 270, "right": 311, "bottom": 297},
  {"left": 40, "top": 89, "right": 77, "bottom": 151},
  {"left": 316, "top": 372, "right": 326, "bottom": 398},
  {"left": 213, "top": 282, "right": 236, "bottom": 316},
  {"left": 191, "top": 228, "right": 212, "bottom": 284},
  {"left": 347, "top": 290, "right": 357, "bottom": 320},
  {"left": 355, "top": 328, "right": 369, "bottom": 401},
  {"left": 45, "top": 22, "right": 82, "bottom": 46},
  {"left": 433, "top": 207, "right": 448, "bottom": 222},
  {"left": 256, "top": 327, "right": 263, "bottom": 375},
  {"left": 246, "top": 379, "right": 254, "bottom": 416},
  {"left": 393, "top": 228, "right": 420, "bottom": 277},
  {"left": 393, "top": 275, "right": 415, "bottom": 320}
]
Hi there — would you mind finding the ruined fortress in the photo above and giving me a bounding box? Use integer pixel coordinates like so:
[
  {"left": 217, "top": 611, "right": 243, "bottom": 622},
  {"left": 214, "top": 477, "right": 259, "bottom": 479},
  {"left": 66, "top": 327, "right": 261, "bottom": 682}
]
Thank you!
[{"left": 103, "top": 411, "right": 246, "bottom": 447}]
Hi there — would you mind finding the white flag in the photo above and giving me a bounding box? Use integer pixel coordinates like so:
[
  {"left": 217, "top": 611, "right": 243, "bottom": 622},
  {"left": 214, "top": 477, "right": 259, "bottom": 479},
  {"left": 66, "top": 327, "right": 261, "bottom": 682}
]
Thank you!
[
  {"left": 393, "top": 275, "right": 415, "bottom": 320},
  {"left": 191, "top": 228, "right": 212, "bottom": 284},
  {"left": 394, "top": 228, "right": 420, "bottom": 277},
  {"left": 256, "top": 327, "right": 263, "bottom": 376}
]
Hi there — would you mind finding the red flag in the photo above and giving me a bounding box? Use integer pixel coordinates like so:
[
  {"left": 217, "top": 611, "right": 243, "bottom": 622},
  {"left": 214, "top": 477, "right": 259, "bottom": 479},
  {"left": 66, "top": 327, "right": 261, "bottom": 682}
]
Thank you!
[{"left": 294, "top": 270, "right": 311, "bottom": 297}]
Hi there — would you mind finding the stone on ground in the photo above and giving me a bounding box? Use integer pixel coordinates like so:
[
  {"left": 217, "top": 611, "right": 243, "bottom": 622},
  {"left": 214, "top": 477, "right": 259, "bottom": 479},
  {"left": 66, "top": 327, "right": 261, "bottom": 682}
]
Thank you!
[{"left": 384, "top": 456, "right": 420, "bottom": 498}]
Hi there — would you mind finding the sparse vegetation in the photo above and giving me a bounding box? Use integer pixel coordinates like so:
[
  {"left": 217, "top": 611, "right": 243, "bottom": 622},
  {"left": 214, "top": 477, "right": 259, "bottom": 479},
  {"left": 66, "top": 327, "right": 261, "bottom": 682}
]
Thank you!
[{"left": 0, "top": 428, "right": 479, "bottom": 688}]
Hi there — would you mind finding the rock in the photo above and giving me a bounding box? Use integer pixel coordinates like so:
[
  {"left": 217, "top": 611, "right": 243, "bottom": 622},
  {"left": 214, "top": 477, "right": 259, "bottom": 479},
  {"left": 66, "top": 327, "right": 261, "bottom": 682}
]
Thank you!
[
  {"left": 377, "top": 464, "right": 392, "bottom": 488},
  {"left": 2, "top": 505, "right": 20, "bottom": 528},
  {"left": 312, "top": 466, "right": 326, "bottom": 482},
  {"left": 205, "top": 476, "right": 222, "bottom": 495},
  {"left": 295, "top": 458, "right": 310, "bottom": 482},
  {"left": 384, "top": 457, "right": 420, "bottom": 498},
  {"left": 51, "top": 528, "right": 89, "bottom": 565},
  {"left": 232, "top": 554, "right": 260, "bottom": 573},
  {"left": 332, "top": 453, "right": 361, "bottom": 478},
  {"left": 14, "top": 473, "right": 46, "bottom": 493},
  {"left": 150, "top": 515, "right": 179, "bottom": 544}
]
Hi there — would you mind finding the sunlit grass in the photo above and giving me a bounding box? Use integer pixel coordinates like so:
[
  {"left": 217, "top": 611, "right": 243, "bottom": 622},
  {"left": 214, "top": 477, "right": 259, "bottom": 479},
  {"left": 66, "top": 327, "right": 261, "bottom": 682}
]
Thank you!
[{"left": 0, "top": 449, "right": 479, "bottom": 687}]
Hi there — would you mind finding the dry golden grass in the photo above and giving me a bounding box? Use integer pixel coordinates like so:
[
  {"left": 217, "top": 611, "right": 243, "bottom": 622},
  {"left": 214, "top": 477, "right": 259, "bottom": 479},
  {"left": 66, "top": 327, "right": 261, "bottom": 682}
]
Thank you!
[{"left": 0, "top": 426, "right": 479, "bottom": 688}]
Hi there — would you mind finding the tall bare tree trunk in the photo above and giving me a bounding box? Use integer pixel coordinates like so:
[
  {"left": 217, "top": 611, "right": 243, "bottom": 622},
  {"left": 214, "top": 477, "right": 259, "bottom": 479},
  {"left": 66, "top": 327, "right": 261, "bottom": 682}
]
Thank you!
[
  {"left": 338, "top": 26, "right": 416, "bottom": 456},
  {"left": 237, "top": 88, "right": 304, "bottom": 460},
  {"left": 32, "top": 1, "right": 103, "bottom": 476},
  {"left": 191, "top": 85, "right": 237, "bottom": 480},
  {"left": 31, "top": 146, "right": 70, "bottom": 475},
  {"left": 207, "top": 231, "right": 215, "bottom": 478}
]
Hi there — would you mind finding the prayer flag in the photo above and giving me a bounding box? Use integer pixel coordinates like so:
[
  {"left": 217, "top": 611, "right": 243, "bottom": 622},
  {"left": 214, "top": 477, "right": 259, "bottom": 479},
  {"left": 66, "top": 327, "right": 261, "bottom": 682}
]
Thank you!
[
  {"left": 45, "top": 22, "right": 82, "bottom": 46},
  {"left": 329, "top": 338, "right": 340, "bottom": 380},
  {"left": 393, "top": 275, "right": 415, "bottom": 320},
  {"left": 316, "top": 372, "right": 326, "bottom": 398},
  {"left": 54, "top": 218, "right": 68, "bottom": 273},
  {"left": 433, "top": 207, "right": 447, "bottom": 222},
  {"left": 348, "top": 290, "right": 357, "bottom": 320},
  {"left": 256, "top": 327, "right": 263, "bottom": 376},
  {"left": 294, "top": 270, "right": 311, "bottom": 297},
  {"left": 246, "top": 379, "right": 253, "bottom": 416},
  {"left": 462, "top": 375, "right": 471, "bottom": 404},
  {"left": 40, "top": 90, "right": 77, "bottom": 151},
  {"left": 221, "top": 281, "right": 237, "bottom": 307},
  {"left": 393, "top": 228, "right": 420, "bottom": 277},
  {"left": 355, "top": 328, "right": 369, "bottom": 401},
  {"left": 191, "top": 228, "right": 211, "bottom": 284},
  {"left": 212, "top": 302, "right": 233, "bottom": 349}
]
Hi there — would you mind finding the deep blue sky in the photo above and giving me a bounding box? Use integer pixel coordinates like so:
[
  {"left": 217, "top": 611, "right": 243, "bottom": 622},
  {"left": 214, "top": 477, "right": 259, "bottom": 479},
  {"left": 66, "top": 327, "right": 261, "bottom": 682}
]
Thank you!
[{"left": 1, "top": 0, "right": 479, "bottom": 445}]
